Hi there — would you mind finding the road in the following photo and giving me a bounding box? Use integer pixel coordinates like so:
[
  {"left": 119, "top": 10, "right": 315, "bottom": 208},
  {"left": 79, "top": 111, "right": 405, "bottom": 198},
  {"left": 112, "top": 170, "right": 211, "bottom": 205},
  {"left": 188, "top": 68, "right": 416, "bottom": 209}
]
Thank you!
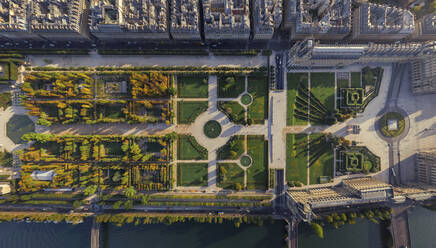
[{"left": 377, "top": 62, "right": 410, "bottom": 186}]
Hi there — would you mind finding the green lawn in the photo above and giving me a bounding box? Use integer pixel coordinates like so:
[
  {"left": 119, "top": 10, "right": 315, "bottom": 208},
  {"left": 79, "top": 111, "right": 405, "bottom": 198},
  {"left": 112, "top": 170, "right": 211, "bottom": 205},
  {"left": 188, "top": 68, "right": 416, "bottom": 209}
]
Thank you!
[
  {"left": 0, "top": 62, "right": 10, "bottom": 83},
  {"left": 247, "top": 75, "right": 268, "bottom": 124},
  {"left": 0, "top": 92, "right": 11, "bottom": 109},
  {"left": 309, "top": 134, "right": 334, "bottom": 185},
  {"left": 310, "top": 72, "right": 335, "bottom": 113},
  {"left": 217, "top": 163, "right": 244, "bottom": 189},
  {"left": 217, "top": 75, "right": 245, "bottom": 98},
  {"left": 286, "top": 134, "right": 308, "bottom": 185},
  {"left": 217, "top": 135, "right": 245, "bottom": 160},
  {"left": 7, "top": 115, "right": 35, "bottom": 144},
  {"left": 177, "top": 135, "right": 208, "bottom": 160},
  {"left": 177, "top": 101, "right": 208, "bottom": 124},
  {"left": 218, "top": 101, "right": 246, "bottom": 124},
  {"left": 177, "top": 75, "right": 209, "bottom": 98},
  {"left": 177, "top": 163, "right": 208, "bottom": 186},
  {"left": 351, "top": 72, "right": 361, "bottom": 88},
  {"left": 287, "top": 73, "right": 308, "bottom": 126},
  {"left": 246, "top": 135, "right": 268, "bottom": 190}
]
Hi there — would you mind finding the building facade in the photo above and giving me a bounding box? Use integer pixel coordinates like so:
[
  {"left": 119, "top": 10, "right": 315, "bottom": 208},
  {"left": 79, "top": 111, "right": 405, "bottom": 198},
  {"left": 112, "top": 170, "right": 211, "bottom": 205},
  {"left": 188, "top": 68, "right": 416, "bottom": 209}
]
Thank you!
[
  {"left": 416, "top": 152, "right": 436, "bottom": 185},
  {"left": 202, "top": 0, "right": 250, "bottom": 41},
  {"left": 89, "top": 0, "right": 169, "bottom": 41},
  {"left": 170, "top": 0, "right": 201, "bottom": 40},
  {"left": 410, "top": 54, "right": 436, "bottom": 95}
]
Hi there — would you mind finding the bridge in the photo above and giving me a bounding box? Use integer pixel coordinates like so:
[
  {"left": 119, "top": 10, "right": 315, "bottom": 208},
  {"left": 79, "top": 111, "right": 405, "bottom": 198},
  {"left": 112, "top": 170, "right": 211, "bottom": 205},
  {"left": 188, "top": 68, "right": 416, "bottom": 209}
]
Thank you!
[{"left": 390, "top": 206, "right": 411, "bottom": 248}]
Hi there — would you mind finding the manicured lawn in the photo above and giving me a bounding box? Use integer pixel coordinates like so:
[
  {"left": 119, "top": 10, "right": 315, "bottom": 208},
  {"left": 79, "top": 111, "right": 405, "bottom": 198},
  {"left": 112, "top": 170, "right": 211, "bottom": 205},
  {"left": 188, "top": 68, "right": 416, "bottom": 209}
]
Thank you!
[
  {"left": 286, "top": 134, "right": 308, "bottom": 185},
  {"left": 217, "top": 135, "right": 245, "bottom": 160},
  {"left": 177, "top": 75, "right": 209, "bottom": 98},
  {"left": 177, "top": 135, "right": 208, "bottom": 160},
  {"left": 380, "top": 112, "right": 405, "bottom": 137},
  {"left": 7, "top": 115, "right": 35, "bottom": 144},
  {"left": 0, "top": 62, "right": 10, "bottom": 82},
  {"left": 310, "top": 72, "right": 335, "bottom": 113},
  {"left": 287, "top": 73, "right": 308, "bottom": 126},
  {"left": 217, "top": 75, "right": 245, "bottom": 98},
  {"left": 246, "top": 135, "right": 268, "bottom": 190},
  {"left": 247, "top": 75, "right": 268, "bottom": 124},
  {"left": 217, "top": 163, "right": 244, "bottom": 189},
  {"left": 177, "top": 101, "right": 208, "bottom": 124},
  {"left": 309, "top": 134, "right": 334, "bottom": 185},
  {"left": 218, "top": 101, "right": 246, "bottom": 124},
  {"left": 351, "top": 72, "right": 361, "bottom": 88},
  {"left": 0, "top": 92, "right": 11, "bottom": 109},
  {"left": 177, "top": 163, "right": 208, "bottom": 186}
]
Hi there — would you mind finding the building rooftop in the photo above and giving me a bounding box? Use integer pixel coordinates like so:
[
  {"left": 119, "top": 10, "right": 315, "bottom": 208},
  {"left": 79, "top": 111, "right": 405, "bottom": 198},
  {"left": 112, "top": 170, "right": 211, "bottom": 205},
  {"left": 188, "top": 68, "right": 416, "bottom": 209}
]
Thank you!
[
  {"left": 0, "top": 0, "right": 28, "bottom": 32},
  {"left": 288, "top": 177, "right": 393, "bottom": 211},
  {"left": 422, "top": 13, "right": 436, "bottom": 34},
  {"left": 30, "top": 0, "right": 83, "bottom": 33},
  {"left": 203, "top": 0, "right": 250, "bottom": 37},
  {"left": 90, "top": 0, "right": 168, "bottom": 33},
  {"left": 296, "top": 0, "right": 351, "bottom": 34},
  {"left": 170, "top": 0, "right": 200, "bottom": 35},
  {"left": 254, "top": 0, "right": 282, "bottom": 35},
  {"left": 360, "top": 3, "right": 415, "bottom": 35}
]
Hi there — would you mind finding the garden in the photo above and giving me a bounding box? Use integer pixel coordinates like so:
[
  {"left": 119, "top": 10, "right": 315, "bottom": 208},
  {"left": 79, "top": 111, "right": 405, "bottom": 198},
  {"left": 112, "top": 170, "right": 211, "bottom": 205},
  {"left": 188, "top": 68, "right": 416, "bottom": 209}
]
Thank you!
[
  {"left": 218, "top": 101, "right": 246, "bottom": 125},
  {"left": 20, "top": 133, "right": 171, "bottom": 163},
  {"left": 217, "top": 163, "right": 244, "bottom": 190},
  {"left": 177, "top": 163, "right": 208, "bottom": 187},
  {"left": 246, "top": 135, "right": 268, "bottom": 190},
  {"left": 287, "top": 72, "right": 336, "bottom": 126},
  {"left": 177, "top": 135, "right": 208, "bottom": 160},
  {"left": 247, "top": 75, "right": 268, "bottom": 124},
  {"left": 177, "top": 75, "right": 208, "bottom": 98},
  {"left": 22, "top": 71, "right": 174, "bottom": 125},
  {"left": 217, "top": 75, "right": 245, "bottom": 98},
  {"left": 286, "top": 133, "right": 336, "bottom": 186},
  {"left": 379, "top": 112, "right": 405, "bottom": 138},
  {"left": 177, "top": 101, "right": 208, "bottom": 124},
  {"left": 336, "top": 146, "right": 381, "bottom": 174}
]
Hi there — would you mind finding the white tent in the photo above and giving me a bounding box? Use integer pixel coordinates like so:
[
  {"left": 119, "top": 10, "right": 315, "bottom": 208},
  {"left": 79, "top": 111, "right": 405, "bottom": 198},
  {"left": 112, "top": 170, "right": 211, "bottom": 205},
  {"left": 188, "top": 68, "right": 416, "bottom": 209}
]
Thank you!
[{"left": 31, "top": 170, "right": 56, "bottom": 181}]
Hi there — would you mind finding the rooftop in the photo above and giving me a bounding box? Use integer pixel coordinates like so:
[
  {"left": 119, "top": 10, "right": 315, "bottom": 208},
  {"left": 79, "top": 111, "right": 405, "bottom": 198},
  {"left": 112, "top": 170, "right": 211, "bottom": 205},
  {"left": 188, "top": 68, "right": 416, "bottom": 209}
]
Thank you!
[
  {"left": 360, "top": 3, "right": 415, "bottom": 34},
  {"left": 90, "top": 0, "right": 168, "bottom": 33},
  {"left": 203, "top": 0, "right": 250, "bottom": 36},
  {"left": 296, "top": 0, "right": 352, "bottom": 34},
  {"left": 422, "top": 13, "right": 436, "bottom": 34},
  {"left": 0, "top": 0, "right": 28, "bottom": 31},
  {"left": 30, "top": 0, "right": 84, "bottom": 32},
  {"left": 170, "top": 0, "right": 200, "bottom": 34}
]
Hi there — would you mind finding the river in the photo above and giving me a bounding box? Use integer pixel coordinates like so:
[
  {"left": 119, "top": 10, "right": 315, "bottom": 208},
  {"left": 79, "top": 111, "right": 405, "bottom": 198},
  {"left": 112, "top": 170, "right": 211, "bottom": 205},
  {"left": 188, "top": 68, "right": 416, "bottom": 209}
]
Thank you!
[{"left": 0, "top": 207, "right": 433, "bottom": 248}]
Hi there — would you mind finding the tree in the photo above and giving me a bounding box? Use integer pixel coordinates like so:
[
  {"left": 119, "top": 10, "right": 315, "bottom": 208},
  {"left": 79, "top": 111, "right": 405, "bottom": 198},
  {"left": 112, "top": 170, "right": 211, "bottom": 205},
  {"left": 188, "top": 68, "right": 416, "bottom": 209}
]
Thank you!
[
  {"left": 310, "top": 222, "right": 324, "bottom": 239},
  {"left": 219, "top": 166, "right": 227, "bottom": 176},
  {"left": 112, "top": 171, "right": 122, "bottom": 183},
  {"left": 124, "top": 200, "right": 134, "bottom": 209},
  {"left": 84, "top": 185, "right": 97, "bottom": 196},
  {"left": 73, "top": 200, "right": 81, "bottom": 208},
  {"left": 234, "top": 183, "right": 242, "bottom": 191},
  {"left": 141, "top": 194, "right": 151, "bottom": 205},
  {"left": 124, "top": 186, "right": 137, "bottom": 199},
  {"left": 246, "top": 118, "right": 253, "bottom": 126},
  {"left": 113, "top": 201, "right": 122, "bottom": 209}
]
